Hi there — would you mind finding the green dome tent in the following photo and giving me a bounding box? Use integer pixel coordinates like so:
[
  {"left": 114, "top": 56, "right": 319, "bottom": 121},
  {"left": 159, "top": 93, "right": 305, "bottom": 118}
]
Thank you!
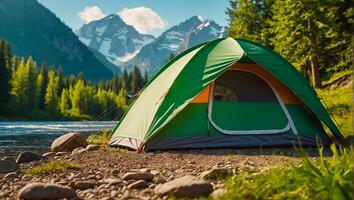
[{"left": 109, "top": 37, "right": 343, "bottom": 151}]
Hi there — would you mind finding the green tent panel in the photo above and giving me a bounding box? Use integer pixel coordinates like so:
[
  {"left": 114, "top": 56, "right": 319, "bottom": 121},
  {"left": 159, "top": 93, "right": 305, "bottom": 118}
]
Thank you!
[{"left": 109, "top": 37, "right": 343, "bottom": 151}]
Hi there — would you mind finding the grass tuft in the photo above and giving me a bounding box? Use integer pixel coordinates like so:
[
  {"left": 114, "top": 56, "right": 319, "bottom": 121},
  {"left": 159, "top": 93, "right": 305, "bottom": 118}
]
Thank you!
[
  {"left": 87, "top": 131, "right": 113, "bottom": 147},
  {"left": 214, "top": 145, "right": 353, "bottom": 200},
  {"left": 24, "top": 161, "right": 80, "bottom": 176}
]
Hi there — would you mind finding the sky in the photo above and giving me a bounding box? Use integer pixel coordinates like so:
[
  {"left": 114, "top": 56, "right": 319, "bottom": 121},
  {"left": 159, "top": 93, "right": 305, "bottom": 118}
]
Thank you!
[{"left": 37, "top": 0, "right": 230, "bottom": 37}]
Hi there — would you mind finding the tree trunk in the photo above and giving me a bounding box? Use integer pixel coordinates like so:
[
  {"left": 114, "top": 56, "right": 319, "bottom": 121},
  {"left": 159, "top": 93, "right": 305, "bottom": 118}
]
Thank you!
[
  {"left": 310, "top": 55, "right": 321, "bottom": 88},
  {"left": 308, "top": 19, "right": 322, "bottom": 88}
]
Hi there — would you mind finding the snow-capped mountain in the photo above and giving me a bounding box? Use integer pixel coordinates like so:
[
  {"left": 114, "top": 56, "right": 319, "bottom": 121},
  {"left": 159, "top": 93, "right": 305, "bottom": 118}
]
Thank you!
[
  {"left": 122, "top": 16, "right": 227, "bottom": 75},
  {"left": 76, "top": 14, "right": 155, "bottom": 65},
  {"left": 76, "top": 15, "right": 226, "bottom": 75}
]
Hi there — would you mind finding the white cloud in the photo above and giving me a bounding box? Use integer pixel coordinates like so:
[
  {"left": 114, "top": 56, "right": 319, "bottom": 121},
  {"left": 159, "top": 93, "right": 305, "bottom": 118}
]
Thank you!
[
  {"left": 118, "top": 7, "right": 166, "bottom": 34},
  {"left": 78, "top": 6, "right": 106, "bottom": 23}
]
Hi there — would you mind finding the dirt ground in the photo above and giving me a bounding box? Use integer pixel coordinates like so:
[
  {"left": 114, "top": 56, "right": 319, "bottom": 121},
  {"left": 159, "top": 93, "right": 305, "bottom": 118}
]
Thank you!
[{"left": 0, "top": 148, "right": 321, "bottom": 199}]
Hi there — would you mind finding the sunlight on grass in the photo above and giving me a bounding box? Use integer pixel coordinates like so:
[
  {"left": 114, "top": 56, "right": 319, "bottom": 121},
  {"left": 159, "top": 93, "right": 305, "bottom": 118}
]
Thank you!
[
  {"left": 212, "top": 145, "right": 353, "bottom": 200},
  {"left": 87, "top": 131, "right": 113, "bottom": 147},
  {"left": 24, "top": 161, "right": 80, "bottom": 176},
  {"left": 317, "top": 87, "right": 353, "bottom": 136}
]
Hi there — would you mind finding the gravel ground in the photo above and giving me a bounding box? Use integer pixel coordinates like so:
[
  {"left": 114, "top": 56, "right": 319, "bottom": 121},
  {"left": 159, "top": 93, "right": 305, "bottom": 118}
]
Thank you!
[{"left": 0, "top": 148, "right": 309, "bottom": 199}]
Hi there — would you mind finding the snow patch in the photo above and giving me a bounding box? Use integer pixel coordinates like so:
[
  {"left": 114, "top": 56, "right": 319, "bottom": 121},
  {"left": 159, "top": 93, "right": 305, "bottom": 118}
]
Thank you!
[
  {"left": 99, "top": 39, "right": 112, "bottom": 58},
  {"left": 78, "top": 37, "right": 91, "bottom": 46},
  {"left": 165, "top": 31, "right": 183, "bottom": 41},
  {"left": 197, "top": 15, "right": 204, "bottom": 22},
  {"left": 158, "top": 43, "right": 180, "bottom": 51},
  {"left": 115, "top": 50, "right": 140, "bottom": 62}
]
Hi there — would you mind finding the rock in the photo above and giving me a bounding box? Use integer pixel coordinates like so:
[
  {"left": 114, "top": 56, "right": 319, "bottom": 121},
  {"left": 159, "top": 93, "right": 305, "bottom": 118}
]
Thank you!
[
  {"left": 0, "top": 160, "right": 17, "bottom": 173},
  {"left": 211, "top": 188, "right": 226, "bottom": 199},
  {"left": 155, "top": 175, "right": 213, "bottom": 198},
  {"left": 139, "top": 168, "right": 151, "bottom": 173},
  {"left": 51, "top": 132, "right": 87, "bottom": 152},
  {"left": 70, "top": 181, "right": 94, "bottom": 190},
  {"left": 200, "top": 168, "right": 233, "bottom": 180},
  {"left": 110, "top": 190, "right": 119, "bottom": 198},
  {"left": 42, "top": 152, "right": 55, "bottom": 158},
  {"left": 18, "top": 182, "right": 76, "bottom": 200},
  {"left": 122, "top": 172, "right": 154, "bottom": 181},
  {"left": 16, "top": 151, "right": 42, "bottom": 164},
  {"left": 86, "top": 144, "right": 100, "bottom": 151},
  {"left": 111, "top": 169, "right": 119, "bottom": 176},
  {"left": 103, "top": 178, "right": 121, "bottom": 185},
  {"left": 128, "top": 180, "right": 147, "bottom": 189},
  {"left": 3, "top": 172, "right": 17, "bottom": 179},
  {"left": 71, "top": 147, "right": 87, "bottom": 156},
  {"left": 55, "top": 152, "right": 67, "bottom": 156},
  {"left": 154, "top": 176, "right": 166, "bottom": 184}
]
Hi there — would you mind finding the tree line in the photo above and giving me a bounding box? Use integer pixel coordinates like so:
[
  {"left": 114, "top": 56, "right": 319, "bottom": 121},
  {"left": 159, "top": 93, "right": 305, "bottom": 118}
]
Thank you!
[
  {"left": 0, "top": 39, "right": 148, "bottom": 120},
  {"left": 227, "top": 0, "right": 353, "bottom": 88}
]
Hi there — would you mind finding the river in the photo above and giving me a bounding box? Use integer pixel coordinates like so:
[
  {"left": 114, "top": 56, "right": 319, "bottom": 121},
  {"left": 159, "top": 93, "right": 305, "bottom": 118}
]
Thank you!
[{"left": 0, "top": 121, "right": 116, "bottom": 156}]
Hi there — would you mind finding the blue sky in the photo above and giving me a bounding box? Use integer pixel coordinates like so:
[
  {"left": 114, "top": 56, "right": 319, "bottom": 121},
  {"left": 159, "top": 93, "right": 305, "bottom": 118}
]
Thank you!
[{"left": 37, "top": 0, "right": 230, "bottom": 36}]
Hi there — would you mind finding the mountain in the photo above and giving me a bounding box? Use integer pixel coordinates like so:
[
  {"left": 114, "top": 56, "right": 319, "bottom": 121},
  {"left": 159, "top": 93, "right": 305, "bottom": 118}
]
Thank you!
[
  {"left": 76, "top": 14, "right": 155, "bottom": 66},
  {"left": 123, "top": 16, "right": 226, "bottom": 75},
  {"left": 0, "top": 0, "right": 113, "bottom": 80}
]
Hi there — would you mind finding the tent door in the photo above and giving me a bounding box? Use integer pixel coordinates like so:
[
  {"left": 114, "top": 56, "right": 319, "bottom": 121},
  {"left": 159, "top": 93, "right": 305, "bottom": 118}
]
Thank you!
[{"left": 208, "top": 70, "right": 293, "bottom": 135}]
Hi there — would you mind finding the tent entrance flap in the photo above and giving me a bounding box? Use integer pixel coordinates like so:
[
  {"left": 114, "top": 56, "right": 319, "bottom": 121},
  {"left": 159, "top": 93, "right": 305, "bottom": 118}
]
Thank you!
[{"left": 208, "top": 70, "right": 291, "bottom": 134}]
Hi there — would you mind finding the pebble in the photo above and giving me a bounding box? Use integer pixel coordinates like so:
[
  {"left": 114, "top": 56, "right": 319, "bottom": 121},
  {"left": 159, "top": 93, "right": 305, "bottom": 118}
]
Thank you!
[
  {"left": 128, "top": 180, "right": 147, "bottom": 189},
  {"left": 122, "top": 172, "right": 154, "bottom": 181}
]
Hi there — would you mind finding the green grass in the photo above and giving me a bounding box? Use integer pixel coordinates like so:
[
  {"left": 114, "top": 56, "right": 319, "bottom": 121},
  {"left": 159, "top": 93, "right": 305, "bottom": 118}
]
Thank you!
[
  {"left": 214, "top": 145, "right": 353, "bottom": 200},
  {"left": 322, "top": 70, "right": 352, "bottom": 86},
  {"left": 24, "top": 161, "right": 80, "bottom": 175},
  {"left": 87, "top": 131, "right": 113, "bottom": 147},
  {"left": 317, "top": 87, "right": 353, "bottom": 136}
]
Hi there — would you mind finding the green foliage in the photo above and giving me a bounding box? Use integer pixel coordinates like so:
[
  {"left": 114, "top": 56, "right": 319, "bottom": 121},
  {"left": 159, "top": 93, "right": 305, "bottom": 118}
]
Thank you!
[
  {"left": 216, "top": 145, "right": 354, "bottom": 200},
  {"left": 0, "top": 39, "right": 11, "bottom": 113},
  {"left": 227, "top": 0, "right": 353, "bottom": 87},
  {"left": 24, "top": 161, "right": 80, "bottom": 176},
  {"left": 45, "top": 70, "right": 59, "bottom": 113},
  {"left": 227, "top": 0, "right": 273, "bottom": 45},
  {"left": 87, "top": 131, "right": 113, "bottom": 147},
  {"left": 317, "top": 87, "right": 353, "bottom": 136},
  {"left": 0, "top": 38, "right": 146, "bottom": 121}
]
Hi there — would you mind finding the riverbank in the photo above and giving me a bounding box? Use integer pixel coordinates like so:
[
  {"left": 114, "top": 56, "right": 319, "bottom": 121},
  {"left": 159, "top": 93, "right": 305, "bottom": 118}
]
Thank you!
[
  {"left": 1, "top": 143, "right": 352, "bottom": 199},
  {"left": 0, "top": 148, "right": 302, "bottom": 199}
]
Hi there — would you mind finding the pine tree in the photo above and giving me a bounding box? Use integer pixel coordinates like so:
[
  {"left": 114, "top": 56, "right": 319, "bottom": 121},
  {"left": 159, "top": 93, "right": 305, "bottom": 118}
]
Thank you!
[
  {"left": 38, "top": 63, "right": 48, "bottom": 109},
  {"left": 44, "top": 70, "right": 59, "bottom": 113},
  {"left": 130, "top": 66, "right": 143, "bottom": 94},
  {"left": 71, "top": 80, "right": 86, "bottom": 115},
  {"left": 112, "top": 73, "right": 119, "bottom": 94},
  {"left": 59, "top": 88, "right": 71, "bottom": 114},
  {"left": 0, "top": 39, "right": 11, "bottom": 111},
  {"left": 25, "top": 57, "right": 39, "bottom": 108},
  {"left": 10, "top": 57, "right": 29, "bottom": 111},
  {"left": 57, "top": 67, "right": 64, "bottom": 96},
  {"left": 269, "top": 0, "right": 338, "bottom": 88},
  {"left": 121, "top": 70, "right": 128, "bottom": 91},
  {"left": 227, "top": 0, "right": 273, "bottom": 45}
]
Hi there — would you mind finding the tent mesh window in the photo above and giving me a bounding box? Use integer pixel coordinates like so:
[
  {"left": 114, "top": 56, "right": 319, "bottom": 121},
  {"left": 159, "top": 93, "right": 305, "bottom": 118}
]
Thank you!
[{"left": 213, "top": 70, "right": 277, "bottom": 103}]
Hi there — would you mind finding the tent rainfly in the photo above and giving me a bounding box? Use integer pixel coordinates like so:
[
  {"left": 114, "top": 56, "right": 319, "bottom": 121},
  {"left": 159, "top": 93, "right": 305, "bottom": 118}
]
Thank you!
[{"left": 109, "top": 37, "right": 343, "bottom": 151}]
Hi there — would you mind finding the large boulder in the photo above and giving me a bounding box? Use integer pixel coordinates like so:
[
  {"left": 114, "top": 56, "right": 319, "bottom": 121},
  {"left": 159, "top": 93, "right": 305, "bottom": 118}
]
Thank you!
[
  {"left": 0, "top": 160, "right": 17, "bottom": 173},
  {"left": 16, "top": 151, "right": 42, "bottom": 164},
  {"left": 51, "top": 132, "right": 87, "bottom": 152},
  {"left": 18, "top": 182, "right": 76, "bottom": 200},
  {"left": 155, "top": 175, "right": 213, "bottom": 198}
]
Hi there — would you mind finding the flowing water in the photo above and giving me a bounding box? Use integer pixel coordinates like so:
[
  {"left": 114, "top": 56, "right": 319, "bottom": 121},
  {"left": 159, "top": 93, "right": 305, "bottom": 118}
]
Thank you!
[{"left": 0, "top": 121, "right": 116, "bottom": 156}]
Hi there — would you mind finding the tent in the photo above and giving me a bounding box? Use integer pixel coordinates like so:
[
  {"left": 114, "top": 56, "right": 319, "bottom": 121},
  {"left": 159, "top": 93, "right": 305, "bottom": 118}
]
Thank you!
[{"left": 109, "top": 37, "right": 343, "bottom": 151}]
